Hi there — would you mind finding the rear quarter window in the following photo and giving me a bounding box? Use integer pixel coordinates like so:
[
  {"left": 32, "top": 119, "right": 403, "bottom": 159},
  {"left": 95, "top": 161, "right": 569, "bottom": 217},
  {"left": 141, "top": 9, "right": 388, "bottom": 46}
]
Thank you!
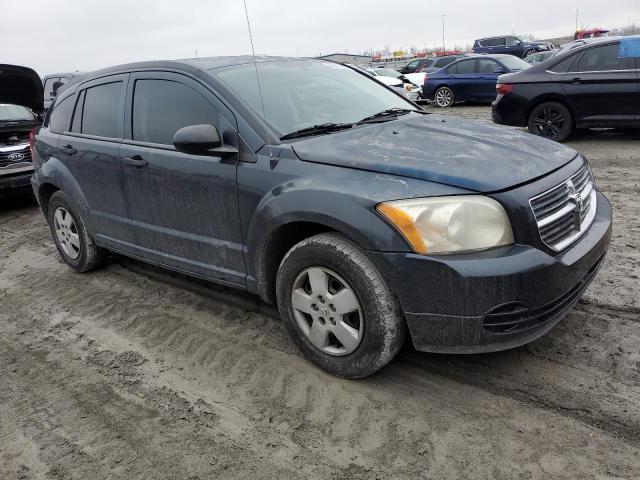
[
  {"left": 49, "top": 95, "right": 76, "bottom": 134},
  {"left": 548, "top": 54, "right": 579, "bottom": 73}
]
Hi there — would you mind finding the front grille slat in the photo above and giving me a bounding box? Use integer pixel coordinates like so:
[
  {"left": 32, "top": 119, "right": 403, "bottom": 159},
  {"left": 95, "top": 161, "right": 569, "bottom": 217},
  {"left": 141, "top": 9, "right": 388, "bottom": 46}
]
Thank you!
[{"left": 529, "top": 164, "right": 597, "bottom": 252}]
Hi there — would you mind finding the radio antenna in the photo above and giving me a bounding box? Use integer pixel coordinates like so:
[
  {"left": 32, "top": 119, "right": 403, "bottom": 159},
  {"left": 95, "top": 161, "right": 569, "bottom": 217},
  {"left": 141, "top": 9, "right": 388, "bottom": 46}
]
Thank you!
[{"left": 243, "top": 0, "right": 274, "bottom": 158}]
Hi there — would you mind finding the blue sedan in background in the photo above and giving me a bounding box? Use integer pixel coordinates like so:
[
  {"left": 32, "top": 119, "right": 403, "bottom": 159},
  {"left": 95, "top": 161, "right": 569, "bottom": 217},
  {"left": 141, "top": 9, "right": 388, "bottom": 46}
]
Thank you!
[{"left": 423, "top": 54, "right": 531, "bottom": 107}]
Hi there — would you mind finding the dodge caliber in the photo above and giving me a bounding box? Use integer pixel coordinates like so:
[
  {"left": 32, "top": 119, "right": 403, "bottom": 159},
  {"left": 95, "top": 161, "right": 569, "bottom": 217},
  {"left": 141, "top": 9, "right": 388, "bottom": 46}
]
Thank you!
[{"left": 31, "top": 57, "right": 612, "bottom": 378}]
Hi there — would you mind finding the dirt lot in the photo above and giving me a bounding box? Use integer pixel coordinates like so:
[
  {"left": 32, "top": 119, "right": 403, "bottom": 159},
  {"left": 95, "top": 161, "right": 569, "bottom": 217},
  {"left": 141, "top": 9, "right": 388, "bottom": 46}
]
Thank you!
[{"left": 1, "top": 106, "right": 639, "bottom": 480}]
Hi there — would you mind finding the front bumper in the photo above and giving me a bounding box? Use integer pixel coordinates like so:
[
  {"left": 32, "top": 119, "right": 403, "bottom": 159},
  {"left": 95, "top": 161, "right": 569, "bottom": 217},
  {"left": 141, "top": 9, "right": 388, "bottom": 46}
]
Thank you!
[
  {"left": 369, "top": 192, "right": 612, "bottom": 353},
  {"left": 0, "top": 166, "right": 34, "bottom": 192}
]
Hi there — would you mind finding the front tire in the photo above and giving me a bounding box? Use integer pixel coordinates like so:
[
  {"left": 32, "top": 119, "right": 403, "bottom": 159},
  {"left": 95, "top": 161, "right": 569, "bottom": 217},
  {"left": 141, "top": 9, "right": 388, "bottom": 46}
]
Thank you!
[
  {"left": 528, "top": 101, "right": 573, "bottom": 142},
  {"left": 276, "top": 233, "right": 406, "bottom": 379},
  {"left": 48, "top": 191, "right": 107, "bottom": 272},
  {"left": 523, "top": 49, "right": 536, "bottom": 58},
  {"left": 434, "top": 86, "right": 455, "bottom": 108}
]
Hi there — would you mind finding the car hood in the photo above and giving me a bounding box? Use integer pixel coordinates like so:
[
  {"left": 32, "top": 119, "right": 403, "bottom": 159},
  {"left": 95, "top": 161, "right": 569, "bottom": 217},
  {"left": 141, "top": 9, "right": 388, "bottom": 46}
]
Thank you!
[
  {"left": 0, "top": 64, "right": 44, "bottom": 113},
  {"left": 291, "top": 113, "right": 578, "bottom": 193}
]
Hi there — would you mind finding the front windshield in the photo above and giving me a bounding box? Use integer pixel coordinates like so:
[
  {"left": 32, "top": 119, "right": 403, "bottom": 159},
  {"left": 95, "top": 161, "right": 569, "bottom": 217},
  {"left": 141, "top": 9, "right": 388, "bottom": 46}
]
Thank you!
[
  {"left": 0, "top": 104, "right": 35, "bottom": 122},
  {"left": 214, "top": 60, "right": 415, "bottom": 137},
  {"left": 374, "top": 68, "right": 402, "bottom": 78},
  {"left": 498, "top": 56, "right": 532, "bottom": 71}
]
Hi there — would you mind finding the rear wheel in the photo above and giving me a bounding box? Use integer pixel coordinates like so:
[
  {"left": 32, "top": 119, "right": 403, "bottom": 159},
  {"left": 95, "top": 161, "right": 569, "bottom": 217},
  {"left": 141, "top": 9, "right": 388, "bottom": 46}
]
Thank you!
[
  {"left": 48, "top": 191, "right": 107, "bottom": 272},
  {"left": 434, "top": 86, "right": 454, "bottom": 108},
  {"left": 528, "top": 102, "right": 573, "bottom": 142},
  {"left": 276, "top": 233, "right": 406, "bottom": 379}
]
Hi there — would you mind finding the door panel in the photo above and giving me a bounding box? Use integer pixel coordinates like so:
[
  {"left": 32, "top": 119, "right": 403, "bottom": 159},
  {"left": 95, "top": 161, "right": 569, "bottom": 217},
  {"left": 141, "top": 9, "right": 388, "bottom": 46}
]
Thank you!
[
  {"left": 58, "top": 74, "right": 137, "bottom": 252},
  {"left": 449, "top": 59, "right": 477, "bottom": 100},
  {"left": 561, "top": 43, "right": 637, "bottom": 126},
  {"left": 475, "top": 59, "right": 501, "bottom": 101},
  {"left": 120, "top": 72, "right": 246, "bottom": 285}
]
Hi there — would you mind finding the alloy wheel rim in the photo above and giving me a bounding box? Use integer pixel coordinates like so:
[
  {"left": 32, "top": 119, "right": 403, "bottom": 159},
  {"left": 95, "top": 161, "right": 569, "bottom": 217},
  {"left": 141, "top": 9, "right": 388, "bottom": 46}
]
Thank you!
[
  {"left": 291, "top": 267, "right": 363, "bottom": 356},
  {"left": 436, "top": 88, "right": 452, "bottom": 107},
  {"left": 54, "top": 207, "right": 81, "bottom": 260},
  {"left": 532, "top": 107, "right": 565, "bottom": 138}
]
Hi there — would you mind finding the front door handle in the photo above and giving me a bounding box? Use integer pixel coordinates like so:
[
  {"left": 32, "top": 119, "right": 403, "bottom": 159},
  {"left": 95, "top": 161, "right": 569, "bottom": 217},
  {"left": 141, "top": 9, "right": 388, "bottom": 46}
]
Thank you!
[
  {"left": 61, "top": 144, "right": 77, "bottom": 155},
  {"left": 123, "top": 154, "right": 149, "bottom": 168}
]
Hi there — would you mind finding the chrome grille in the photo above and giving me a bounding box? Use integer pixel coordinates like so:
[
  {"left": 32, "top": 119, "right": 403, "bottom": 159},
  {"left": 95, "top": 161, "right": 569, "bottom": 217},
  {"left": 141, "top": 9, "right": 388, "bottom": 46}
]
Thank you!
[
  {"left": 530, "top": 164, "right": 597, "bottom": 252},
  {"left": 0, "top": 144, "right": 32, "bottom": 169}
]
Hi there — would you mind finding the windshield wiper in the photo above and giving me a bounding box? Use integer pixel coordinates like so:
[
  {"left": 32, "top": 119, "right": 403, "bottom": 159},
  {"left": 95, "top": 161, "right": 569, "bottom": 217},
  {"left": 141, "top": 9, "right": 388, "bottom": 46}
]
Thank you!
[
  {"left": 280, "top": 123, "right": 353, "bottom": 140},
  {"left": 357, "top": 108, "right": 421, "bottom": 124}
]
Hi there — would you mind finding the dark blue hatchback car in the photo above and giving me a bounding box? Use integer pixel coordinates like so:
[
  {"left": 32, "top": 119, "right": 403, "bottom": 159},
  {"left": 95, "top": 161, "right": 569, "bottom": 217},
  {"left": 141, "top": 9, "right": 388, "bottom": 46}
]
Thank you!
[
  {"left": 423, "top": 54, "right": 531, "bottom": 107},
  {"left": 31, "top": 56, "right": 611, "bottom": 379}
]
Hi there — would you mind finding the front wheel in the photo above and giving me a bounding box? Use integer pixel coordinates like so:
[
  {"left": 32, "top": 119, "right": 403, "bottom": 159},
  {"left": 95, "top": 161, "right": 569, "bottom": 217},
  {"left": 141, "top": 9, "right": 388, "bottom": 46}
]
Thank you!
[
  {"left": 523, "top": 49, "right": 536, "bottom": 58},
  {"left": 276, "top": 233, "right": 406, "bottom": 379},
  {"left": 434, "top": 86, "right": 455, "bottom": 108},
  {"left": 528, "top": 102, "right": 573, "bottom": 142}
]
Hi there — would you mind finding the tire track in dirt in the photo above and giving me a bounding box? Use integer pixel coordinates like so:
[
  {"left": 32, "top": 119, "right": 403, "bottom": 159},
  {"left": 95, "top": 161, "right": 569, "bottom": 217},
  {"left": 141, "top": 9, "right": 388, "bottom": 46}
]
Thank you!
[{"left": 2, "top": 240, "right": 640, "bottom": 478}]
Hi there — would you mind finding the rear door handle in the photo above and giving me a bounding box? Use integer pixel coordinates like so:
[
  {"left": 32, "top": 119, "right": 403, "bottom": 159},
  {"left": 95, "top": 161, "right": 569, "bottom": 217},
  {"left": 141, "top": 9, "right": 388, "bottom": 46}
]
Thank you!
[
  {"left": 571, "top": 77, "right": 582, "bottom": 84},
  {"left": 61, "top": 144, "right": 77, "bottom": 155},
  {"left": 123, "top": 154, "right": 149, "bottom": 168}
]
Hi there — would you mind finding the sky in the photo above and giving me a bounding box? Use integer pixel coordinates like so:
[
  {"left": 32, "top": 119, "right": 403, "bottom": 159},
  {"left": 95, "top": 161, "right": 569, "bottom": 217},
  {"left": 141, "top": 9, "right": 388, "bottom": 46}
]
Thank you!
[{"left": 1, "top": 0, "right": 638, "bottom": 76}]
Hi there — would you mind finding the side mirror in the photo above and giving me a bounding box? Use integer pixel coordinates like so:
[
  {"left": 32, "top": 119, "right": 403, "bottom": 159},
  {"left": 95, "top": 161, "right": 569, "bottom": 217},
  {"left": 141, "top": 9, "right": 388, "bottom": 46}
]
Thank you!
[
  {"left": 173, "top": 124, "right": 238, "bottom": 158},
  {"left": 494, "top": 67, "right": 506, "bottom": 74}
]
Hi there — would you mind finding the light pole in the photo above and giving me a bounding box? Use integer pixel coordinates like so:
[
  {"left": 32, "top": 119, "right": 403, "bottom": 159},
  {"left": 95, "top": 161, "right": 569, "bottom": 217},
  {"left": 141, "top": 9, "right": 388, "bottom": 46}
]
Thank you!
[
  {"left": 442, "top": 14, "right": 446, "bottom": 53},
  {"left": 575, "top": 8, "right": 580, "bottom": 32}
]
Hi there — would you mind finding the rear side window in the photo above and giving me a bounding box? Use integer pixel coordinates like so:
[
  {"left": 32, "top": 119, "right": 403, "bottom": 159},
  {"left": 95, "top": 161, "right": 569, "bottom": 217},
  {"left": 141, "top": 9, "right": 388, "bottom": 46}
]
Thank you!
[
  {"left": 549, "top": 54, "right": 579, "bottom": 73},
  {"left": 450, "top": 60, "right": 475, "bottom": 74},
  {"left": 132, "top": 79, "right": 217, "bottom": 146},
  {"left": 477, "top": 59, "right": 499, "bottom": 73},
  {"left": 49, "top": 95, "right": 76, "bottom": 134},
  {"left": 575, "top": 43, "right": 629, "bottom": 72},
  {"left": 81, "top": 82, "right": 123, "bottom": 138}
]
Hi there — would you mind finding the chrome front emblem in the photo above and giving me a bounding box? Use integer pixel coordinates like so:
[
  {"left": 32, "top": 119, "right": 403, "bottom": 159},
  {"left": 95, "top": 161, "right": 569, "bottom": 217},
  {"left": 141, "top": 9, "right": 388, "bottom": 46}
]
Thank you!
[
  {"left": 8, "top": 152, "right": 25, "bottom": 161},
  {"left": 566, "top": 180, "right": 583, "bottom": 230}
]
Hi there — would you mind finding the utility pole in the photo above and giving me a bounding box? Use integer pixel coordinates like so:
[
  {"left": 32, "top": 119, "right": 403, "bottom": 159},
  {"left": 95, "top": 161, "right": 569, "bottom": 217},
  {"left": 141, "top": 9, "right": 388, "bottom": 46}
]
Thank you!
[{"left": 442, "top": 14, "right": 446, "bottom": 52}]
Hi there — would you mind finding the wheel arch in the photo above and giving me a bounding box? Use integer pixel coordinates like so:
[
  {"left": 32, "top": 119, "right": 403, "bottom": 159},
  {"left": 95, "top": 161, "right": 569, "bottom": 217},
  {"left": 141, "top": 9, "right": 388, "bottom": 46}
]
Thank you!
[{"left": 526, "top": 95, "right": 576, "bottom": 128}]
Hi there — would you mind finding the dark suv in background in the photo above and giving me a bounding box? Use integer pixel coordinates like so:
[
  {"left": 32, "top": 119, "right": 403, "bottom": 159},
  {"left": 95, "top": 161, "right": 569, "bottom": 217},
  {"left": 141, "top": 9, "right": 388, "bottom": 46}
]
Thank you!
[
  {"left": 31, "top": 57, "right": 611, "bottom": 378},
  {"left": 0, "top": 64, "right": 43, "bottom": 193},
  {"left": 473, "top": 35, "right": 554, "bottom": 58},
  {"left": 492, "top": 37, "right": 640, "bottom": 142}
]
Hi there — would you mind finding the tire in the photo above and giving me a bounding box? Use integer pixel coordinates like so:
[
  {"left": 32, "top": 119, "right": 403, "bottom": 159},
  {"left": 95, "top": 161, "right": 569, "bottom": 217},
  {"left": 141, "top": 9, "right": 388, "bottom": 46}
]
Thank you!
[
  {"left": 47, "top": 191, "right": 107, "bottom": 272},
  {"left": 527, "top": 102, "right": 573, "bottom": 142},
  {"left": 276, "top": 233, "right": 407, "bottom": 379},
  {"left": 434, "top": 86, "right": 454, "bottom": 108},
  {"left": 523, "top": 49, "right": 536, "bottom": 58}
]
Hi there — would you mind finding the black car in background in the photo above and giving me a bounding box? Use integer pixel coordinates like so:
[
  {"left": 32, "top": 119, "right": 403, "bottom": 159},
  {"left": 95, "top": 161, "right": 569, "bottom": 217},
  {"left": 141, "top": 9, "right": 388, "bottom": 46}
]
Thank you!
[
  {"left": 0, "top": 64, "right": 43, "bottom": 193},
  {"left": 492, "top": 37, "right": 640, "bottom": 142},
  {"left": 32, "top": 57, "right": 611, "bottom": 378},
  {"left": 400, "top": 55, "right": 465, "bottom": 74}
]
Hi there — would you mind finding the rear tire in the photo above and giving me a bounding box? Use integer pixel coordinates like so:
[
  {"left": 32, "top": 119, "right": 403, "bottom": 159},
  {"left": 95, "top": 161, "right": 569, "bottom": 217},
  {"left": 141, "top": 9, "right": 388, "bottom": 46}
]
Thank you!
[
  {"left": 527, "top": 102, "right": 573, "bottom": 142},
  {"left": 434, "top": 86, "right": 455, "bottom": 108},
  {"left": 48, "top": 191, "right": 107, "bottom": 272},
  {"left": 276, "top": 233, "right": 406, "bottom": 379}
]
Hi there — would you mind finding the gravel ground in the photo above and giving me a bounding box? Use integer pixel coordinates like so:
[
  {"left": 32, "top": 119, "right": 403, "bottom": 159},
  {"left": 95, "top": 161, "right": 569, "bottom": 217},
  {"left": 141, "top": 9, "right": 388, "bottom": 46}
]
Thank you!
[{"left": 1, "top": 106, "right": 639, "bottom": 479}]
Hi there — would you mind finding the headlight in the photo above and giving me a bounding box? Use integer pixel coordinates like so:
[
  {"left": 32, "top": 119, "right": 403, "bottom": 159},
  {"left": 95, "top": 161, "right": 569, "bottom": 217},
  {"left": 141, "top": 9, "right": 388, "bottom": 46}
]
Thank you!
[{"left": 377, "top": 196, "right": 514, "bottom": 254}]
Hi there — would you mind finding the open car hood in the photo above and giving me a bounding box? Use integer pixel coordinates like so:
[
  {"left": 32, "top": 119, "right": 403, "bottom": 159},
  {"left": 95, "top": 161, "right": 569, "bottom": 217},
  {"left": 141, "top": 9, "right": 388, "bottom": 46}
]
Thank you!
[
  {"left": 291, "top": 113, "right": 578, "bottom": 193},
  {"left": 0, "top": 64, "right": 44, "bottom": 113}
]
